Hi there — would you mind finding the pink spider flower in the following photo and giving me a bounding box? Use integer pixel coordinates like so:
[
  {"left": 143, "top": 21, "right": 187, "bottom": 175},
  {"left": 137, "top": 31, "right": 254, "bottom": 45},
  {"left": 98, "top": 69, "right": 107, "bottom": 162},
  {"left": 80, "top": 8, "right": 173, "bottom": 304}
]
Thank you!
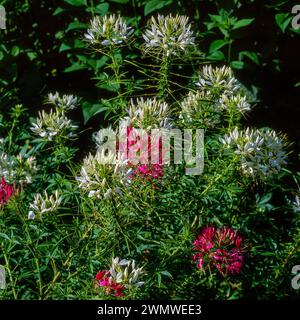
[
  {"left": 95, "top": 270, "right": 126, "bottom": 297},
  {"left": 193, "top": 226, "right": 246, "bottom": 276},
  {"left": 0, "top": 178, "right": 16, "bottom": 206},
  {"left": 118, "top": 126, "right": 165, "bottom": 180}
]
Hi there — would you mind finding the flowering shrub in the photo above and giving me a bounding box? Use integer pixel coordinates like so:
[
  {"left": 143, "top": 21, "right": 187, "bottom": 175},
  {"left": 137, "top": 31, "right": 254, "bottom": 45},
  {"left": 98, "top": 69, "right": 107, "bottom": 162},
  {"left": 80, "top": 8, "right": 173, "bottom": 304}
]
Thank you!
[{"left": 0, "top": 13, "right": 299, "bottom": 301}]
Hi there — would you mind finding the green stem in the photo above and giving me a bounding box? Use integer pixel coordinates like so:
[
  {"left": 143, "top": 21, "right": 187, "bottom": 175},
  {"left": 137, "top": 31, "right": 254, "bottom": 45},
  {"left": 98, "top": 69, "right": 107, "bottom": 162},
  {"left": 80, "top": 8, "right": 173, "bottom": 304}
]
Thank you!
[
  {"left": 158, "top": 54, "right": 171, "bottom": 99},
  {"left": 109, "top": 48, "right": 126, "bottom": 110},
  {"left": 90, "top": 0, "right": 94, "bottom": 17},
  {"left": 2, "top": 248, "right": 18, "bottom": 299},
  {"left": 227, "top": 40, "right": 232, "bottom": 64}
]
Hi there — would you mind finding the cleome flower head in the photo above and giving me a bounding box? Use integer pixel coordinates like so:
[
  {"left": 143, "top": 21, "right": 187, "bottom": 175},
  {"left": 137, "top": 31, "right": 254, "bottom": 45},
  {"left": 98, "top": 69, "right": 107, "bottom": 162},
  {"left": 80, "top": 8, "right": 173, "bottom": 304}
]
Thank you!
[
  {"left": 0, "top": 151, "right": 16, "bottom": 183},
  {"left": 30, "top": 109, "right": 78, "bottom": 141},
  {"left": 0, "top": 151, "right": 37, "bottom": 184},
  {"left": 47, "top": 92, "right": 78, "bottom": 112},
  {"left": 142, "top": 14, "right": 195, "bottom": 57},
  {"left": 0, "top": 178, "right": 16, "bottom": 206},
  {"left": 179, "top": 90, "right": 221, "bottom": 129},
  {"left": 76, "top": 149, "right": 129, "bottom": 199},
  {"left": 193, "top": 226, "right": 246, "bottom": 275},
  {"left": 95, "top": 257, "right": 144, "bottom": 297},
  {"left": 220, "top": 127, "right": 288, "bottom": 178},
  {"left": 219, "top": 93, "right": 251, "bottom": 113},
  {"left": 124, "top": 98, "right": 171, "bottom": 129},
  {"left": 28, "top": 190, "right": 62, "bottom": 220},
  {"left": 293, "top": 192, "right": 300, "bottom": 213},
  {"left": 196, "top": 65, "right": 241, "bottom": 96},
  {"left": 85, "top": 14, "right": 134, "bottom": 46}
]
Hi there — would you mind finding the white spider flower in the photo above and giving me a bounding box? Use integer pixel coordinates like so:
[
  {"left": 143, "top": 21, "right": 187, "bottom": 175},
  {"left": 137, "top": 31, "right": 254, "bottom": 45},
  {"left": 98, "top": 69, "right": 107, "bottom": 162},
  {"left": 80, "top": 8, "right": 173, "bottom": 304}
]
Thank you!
[
  {"left": 196, "top": 65, "right": 241, "bottom": 95},
  {"left": 28, "top": 190, "right": 62, "bottom": 219},
  {"left": 179, "top": 90, "right": 221, "bottom": 128},
  {"left": 85, "top": 14, "right": 134, "bottom": 46},
  {"left": 124, "top": 98, "right": 171, "bottom": 129},
  {"left": 47, "top": 92, "right": 78, "bottom": 112},
  {"left": 109, "top": 257, "right": 144, "bottom": 288},
  {"left": 142, "top": 14, "right": 195, "bottom": 57},
  {"left": 220, "top": 127, "right": 287, "bottom": 178},
  {"left": 293, "top": 194, "right": 300, "bottom": 213},
  {"left": 76, "top": 149, "right": 127, "bottom": 200},
  {"left": 30, "top": 109, "right": 78, "bottom": 141},
  {"left": 93, "top": 127, "right": 117, "bottom": 152},
  {"left": 0, "top": 151, "right": 37, "bottom": 184},
  {"left": 28, "top": 211, "right": 36, "bottom": 220},
  {"left": 219, "top": 93, "right": 251, "bottom": 113},
  {"left": 0, "top": 151, "right": 16, "bottom": 182},
  {"left": 14, "top": 154, "right": 38, "bottom": 183}
]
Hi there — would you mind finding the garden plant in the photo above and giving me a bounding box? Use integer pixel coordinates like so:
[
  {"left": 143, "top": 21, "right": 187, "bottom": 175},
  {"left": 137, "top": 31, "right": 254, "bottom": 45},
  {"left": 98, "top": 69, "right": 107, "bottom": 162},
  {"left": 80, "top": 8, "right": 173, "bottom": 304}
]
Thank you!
[{"left": 0, "top": 1, "right": 300, "bottom": 301}]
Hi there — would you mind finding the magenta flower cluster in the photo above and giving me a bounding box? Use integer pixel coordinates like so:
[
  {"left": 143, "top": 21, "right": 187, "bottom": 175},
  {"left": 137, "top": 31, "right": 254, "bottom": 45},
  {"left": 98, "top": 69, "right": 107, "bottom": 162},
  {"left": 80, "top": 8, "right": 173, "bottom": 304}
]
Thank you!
[{"left": 193, "top": 226, "right": 246, "bottom": 275}]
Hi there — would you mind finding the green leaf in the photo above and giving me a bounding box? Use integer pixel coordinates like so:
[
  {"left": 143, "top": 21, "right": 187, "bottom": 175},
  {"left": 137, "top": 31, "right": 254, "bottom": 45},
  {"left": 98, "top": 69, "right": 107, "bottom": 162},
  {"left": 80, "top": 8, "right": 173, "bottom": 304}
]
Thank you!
[
  {"left": 258, "top": 252, "right": 276, "bottom": 257},
  {"left": 239, "top": 51, "right": 260, "bottom": 65},
  {"left": 209, "top": 39, "right": 228, "bottom": 53},
  {"left": 0, "top": 233, "right": 10, "bottom": 241},
  {"left": 59, "top": 43, "right": 72, "bottom": 52},
  {"left": 95, "top": 56, "right": 109, "bottom": 69},
  {"left": 26, "top": 52, "right": 37, "bottom": 61},
  {"left": 208, "top": 14, "right": 223, "bottom": 25},
  {"left": 73, "top": 39, "right": 86, "bottom": 49},
  {"left": 11, "top": 46, "right": 20, "bottom": 57},
  {"left": 98, "top": 80, "right": 120, "bottom": 92},
  {"left": 64, "top": 0, "right": 87, "bottom": 6},
  {"left": 206, "top": 50, "right": 225, "bottom": 61},
  {"left": 53, "top": 7, "right": 65, "bottom": 16},
  {"left": 64, "top": 62, "right": 87, "bottom": 73},
  {"left": 160, "top": 271, "right": 173, "bottom": 278},
  {"left": 82, "top": 102, "right": 108, "bottom": 124},
  {"left": 144, "top": 0, "right": 172, "bottom": 16},
  {"left": 94, "top": 3, "right": 109, "bottom": 15},
  {"left": 108, "top": 0, "right": 129, "bottom": 3},
  {"left": 66, "top": 21, "right": 87, "bottom": 32},
  {"left": 230, "top": 60, "right": 244, "bottom": 69},
  {"left": 275, "top": 13, "right": 292, "bottom": 32},
  {"left": 232, "top": 18, "right": 254, "bottom": 30}
]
